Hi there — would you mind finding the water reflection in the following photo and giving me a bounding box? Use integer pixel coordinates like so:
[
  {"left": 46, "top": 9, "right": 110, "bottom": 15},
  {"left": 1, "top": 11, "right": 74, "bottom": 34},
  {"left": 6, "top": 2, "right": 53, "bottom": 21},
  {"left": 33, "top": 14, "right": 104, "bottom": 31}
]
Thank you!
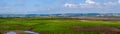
[
  {"left": 24, "top": 30, "right": 39, "bottom": 34},
  {"left": 6, "top": 30, "right": 38, "bottom": 34},
  {"left": 6, "top": 31, "right": 16, "bottom": 34}
]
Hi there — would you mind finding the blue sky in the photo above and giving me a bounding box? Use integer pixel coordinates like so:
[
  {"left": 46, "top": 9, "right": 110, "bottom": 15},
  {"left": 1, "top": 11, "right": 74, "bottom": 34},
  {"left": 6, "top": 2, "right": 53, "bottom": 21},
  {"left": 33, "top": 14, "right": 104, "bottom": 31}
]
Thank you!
[{"left": 0, "top": 0, "right": 120, "bottom": 14}]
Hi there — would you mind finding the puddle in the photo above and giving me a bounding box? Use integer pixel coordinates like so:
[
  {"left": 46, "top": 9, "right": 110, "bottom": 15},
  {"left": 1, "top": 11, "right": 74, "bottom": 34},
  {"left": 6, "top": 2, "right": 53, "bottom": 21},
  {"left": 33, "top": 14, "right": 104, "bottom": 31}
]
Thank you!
[
  {"left": 24, "top": 30, "right": 39, "bottom": 34},
  {"left": 6, "top": 31, "right": 16, "bottom": 34}
]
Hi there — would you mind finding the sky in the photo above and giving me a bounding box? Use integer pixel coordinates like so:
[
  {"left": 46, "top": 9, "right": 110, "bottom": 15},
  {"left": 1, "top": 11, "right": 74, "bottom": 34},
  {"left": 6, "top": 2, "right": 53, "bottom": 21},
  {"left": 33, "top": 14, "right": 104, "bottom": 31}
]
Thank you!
[{"left": 0, "top": 0, "right": 120, "bottom": 14}]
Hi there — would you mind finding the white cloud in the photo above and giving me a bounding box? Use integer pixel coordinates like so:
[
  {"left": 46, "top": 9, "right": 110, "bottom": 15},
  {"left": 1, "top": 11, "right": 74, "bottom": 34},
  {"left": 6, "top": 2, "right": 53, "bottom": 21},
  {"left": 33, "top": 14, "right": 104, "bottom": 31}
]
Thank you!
[
  {"left": 63, "top": 0, "right": 120, "bottom": 9},
  {"left": 85, "top": 0, "right": 96, "bottom": 4},
  {"left": 64, "top": 0, "right": 97, "bottom": 8},
  {"left": 119, "top": 0, "right": 120, "bottom": 3},
  {"left": 103, "top": 2, "right": 117, "bottom": 6},
  {"left": 64, "top": 3, "right": 77, "bottom": 8}
]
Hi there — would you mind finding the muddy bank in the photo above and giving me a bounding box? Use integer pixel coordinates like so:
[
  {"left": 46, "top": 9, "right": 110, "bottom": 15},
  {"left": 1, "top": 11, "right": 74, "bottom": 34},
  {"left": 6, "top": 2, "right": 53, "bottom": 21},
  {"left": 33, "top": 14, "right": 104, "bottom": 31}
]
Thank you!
[
  {"left": 72, "top": 26, "right": 120, "bottom": 34},
  {"left": 69, "top": 17, "right": 120, "bottom": 21},
  {"left": 0, "top": 30, "right": 24, "bottom": 34}
]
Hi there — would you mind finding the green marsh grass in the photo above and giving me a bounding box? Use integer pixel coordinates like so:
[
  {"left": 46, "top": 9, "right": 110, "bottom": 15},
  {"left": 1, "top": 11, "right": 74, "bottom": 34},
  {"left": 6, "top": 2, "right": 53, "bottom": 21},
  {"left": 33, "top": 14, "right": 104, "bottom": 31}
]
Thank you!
[{"left": 0, "top": 17, "right": 120, "bottom": 34}]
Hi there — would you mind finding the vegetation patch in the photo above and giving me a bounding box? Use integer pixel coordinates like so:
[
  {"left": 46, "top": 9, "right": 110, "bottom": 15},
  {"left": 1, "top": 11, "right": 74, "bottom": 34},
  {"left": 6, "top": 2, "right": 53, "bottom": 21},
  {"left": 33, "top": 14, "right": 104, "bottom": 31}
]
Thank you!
[{"left": 0, "top": 17, "right": 120, "bottom": 34}]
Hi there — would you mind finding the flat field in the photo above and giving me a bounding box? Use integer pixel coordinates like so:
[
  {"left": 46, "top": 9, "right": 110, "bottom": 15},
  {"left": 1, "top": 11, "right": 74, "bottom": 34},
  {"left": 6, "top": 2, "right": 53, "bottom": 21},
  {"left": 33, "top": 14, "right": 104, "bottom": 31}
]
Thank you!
[{"left": 0, "top": 17, "right": 120, "bottom": 34}]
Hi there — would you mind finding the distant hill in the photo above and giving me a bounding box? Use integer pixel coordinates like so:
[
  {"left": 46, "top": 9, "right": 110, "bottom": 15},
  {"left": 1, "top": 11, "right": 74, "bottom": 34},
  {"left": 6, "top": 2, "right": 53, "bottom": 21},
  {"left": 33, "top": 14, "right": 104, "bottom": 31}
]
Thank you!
[{"left": 0, "top": 13, "right": 120, "bottom": 17}]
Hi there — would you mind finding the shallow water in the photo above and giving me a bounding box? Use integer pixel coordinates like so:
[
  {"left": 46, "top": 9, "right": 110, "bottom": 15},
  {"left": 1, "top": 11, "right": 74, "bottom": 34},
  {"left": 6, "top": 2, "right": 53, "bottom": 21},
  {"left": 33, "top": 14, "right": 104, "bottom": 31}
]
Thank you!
[
  {"left": 24, "top": 30, "right": 39, "bottom": 34},
  {"left": 6, "top": 31, "right": 16, "bottom": 34},
  {"left": 6, "top": 31, "right": 38, "bottom": 34}
]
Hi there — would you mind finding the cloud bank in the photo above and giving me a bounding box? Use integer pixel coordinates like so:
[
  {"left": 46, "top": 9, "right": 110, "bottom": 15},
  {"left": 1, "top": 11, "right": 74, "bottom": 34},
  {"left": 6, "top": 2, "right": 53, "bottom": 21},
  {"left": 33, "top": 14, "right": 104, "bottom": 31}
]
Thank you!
[
  {"left": 64, "top": 0, "right": 120, "bottom": 8},
  {"left": 64, "top": 3, "right": 77, "bottom": 8}
]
